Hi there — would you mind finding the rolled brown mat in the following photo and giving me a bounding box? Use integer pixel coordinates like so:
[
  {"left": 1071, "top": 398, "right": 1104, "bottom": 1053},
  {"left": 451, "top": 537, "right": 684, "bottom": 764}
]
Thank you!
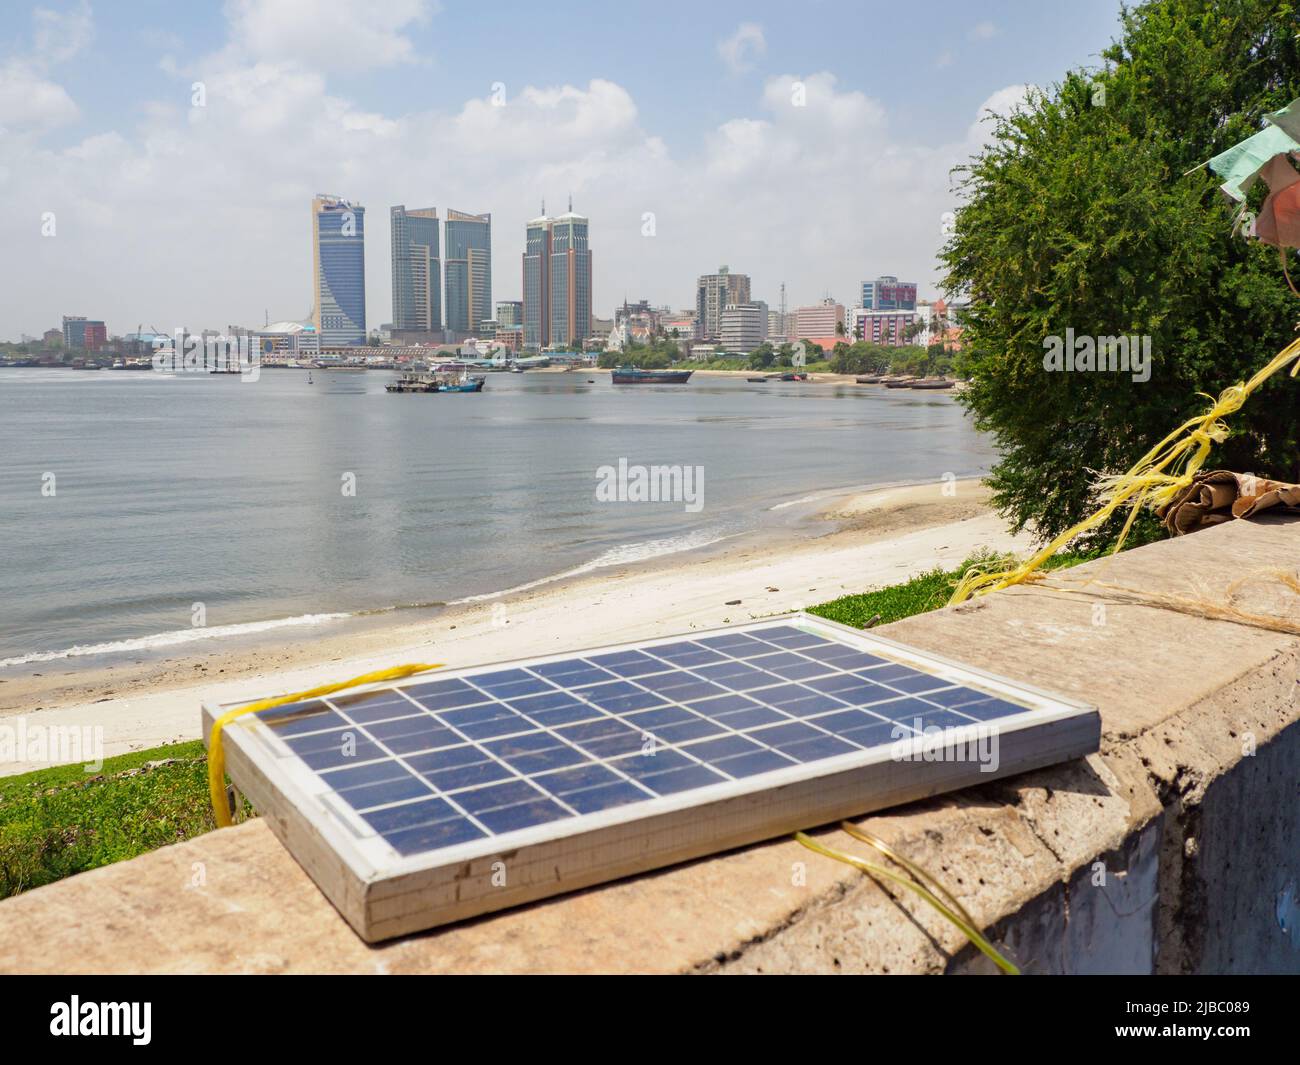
[{"left": 1156, "top": 469, "right": 1300, "bottom": 535}]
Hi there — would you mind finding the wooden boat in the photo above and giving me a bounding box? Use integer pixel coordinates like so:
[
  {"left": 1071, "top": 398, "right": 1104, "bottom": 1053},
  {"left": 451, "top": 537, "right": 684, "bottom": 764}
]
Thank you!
[
  {"left": 855, "top": 375, "right": 883, "bottom": 384},
  {"left": 779, "top": 371, "right": 810, "bottom": 382},
  {"left": 909, "top": 377, "right": 955, "bottom": 390},
  {"left": 884, "top": 376, "right": 919, "bottom": 388},
  {"left": 746, "top": 376, "right": 770, "bottom": 382},
  {"left": 611, "top": 366, "right": 693, "bottom": 384}
]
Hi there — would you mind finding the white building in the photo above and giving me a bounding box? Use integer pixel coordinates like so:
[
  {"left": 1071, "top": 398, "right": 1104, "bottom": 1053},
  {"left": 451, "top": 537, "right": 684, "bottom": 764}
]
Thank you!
[{"left": 718, "top": 301, "right": 769, "bottom": 354}]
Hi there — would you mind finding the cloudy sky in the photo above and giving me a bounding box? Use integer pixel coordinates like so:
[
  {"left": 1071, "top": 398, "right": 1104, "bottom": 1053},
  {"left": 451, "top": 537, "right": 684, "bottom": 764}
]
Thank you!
[{"left": 0, "top": 0, "right": 1126, "bottom": 339}]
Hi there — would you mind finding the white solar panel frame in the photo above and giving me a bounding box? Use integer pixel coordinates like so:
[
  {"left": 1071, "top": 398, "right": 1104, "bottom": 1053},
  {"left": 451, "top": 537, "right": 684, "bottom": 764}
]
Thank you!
[{"left": 202, "top": 612, "right": 1100, "bottom": 941}]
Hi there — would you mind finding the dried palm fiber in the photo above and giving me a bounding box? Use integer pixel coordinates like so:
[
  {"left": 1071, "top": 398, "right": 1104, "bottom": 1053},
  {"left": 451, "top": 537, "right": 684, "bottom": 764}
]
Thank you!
[
  {"left": 949, "top": 334, "right": 1300, "bottom": 605},
  {"left": 1156, "top": 469, "right": 1300, "bottom": 536}
]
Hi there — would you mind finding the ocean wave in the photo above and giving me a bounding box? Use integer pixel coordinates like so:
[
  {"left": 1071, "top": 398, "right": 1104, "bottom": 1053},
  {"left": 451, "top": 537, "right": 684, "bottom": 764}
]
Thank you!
[
  {"left": 0, "top": 612, "right": 351, "bottom": 669},
  {"left": 449, "top": 528, "right": 733, "bottom": 604}
]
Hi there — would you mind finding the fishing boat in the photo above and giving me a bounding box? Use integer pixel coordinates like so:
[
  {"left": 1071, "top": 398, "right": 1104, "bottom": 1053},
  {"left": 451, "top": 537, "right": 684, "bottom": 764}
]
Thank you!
[
  {"left": 855, "top": 375, "right": 883, "bottom": 384},
  {"left": 385, "top": 370, "right": 486, "bottom": 394},
  {"left": 746, "top": 376, "right": 770, "bottom": 383},
  {"left": 779, "top": 371, "right": 809, "bottom": 382},
  {"left": 909, "top": 377, "right": 955, "bottom": 390},
  {"left": 610, "top": 365, "right": 693, "bottom": 384},
  {"left": 884, "top": 376, "right": 919, "bottom": 388}
]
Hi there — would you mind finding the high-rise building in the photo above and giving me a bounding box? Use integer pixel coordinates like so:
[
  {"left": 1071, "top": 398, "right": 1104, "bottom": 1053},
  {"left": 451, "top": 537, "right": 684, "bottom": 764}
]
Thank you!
[
  {"left": 861, "top": 276, "right": 917, "bottom": 312},
  {"left": 719, "top": 301, "right": 769, "bottom": 353},
  {"left": 696, "top": 266, "right": 750, "bottom": 339},
  {"left": 62, "top": 315, "right": 107, "bottom": 351},
  {"left": 390, "top": 206, "right": 441, "bottom": 335},
  {"left": 312, "top": 195, "right": 367, "bottom": 346},
  {"left": 444, "top": 209, "right": 492, "bottom": 338},
  {"left": 522, "top": 205, "right": 593, "bottom": 350},
  {"left": 794, "top": 299, "right": 845, "bottom": 343},
  {"left": 495, "top": 300, "right": 523, "bottom": 329},
  {"left": 850, "top": 308, "right": 917, "bottom": 347}
]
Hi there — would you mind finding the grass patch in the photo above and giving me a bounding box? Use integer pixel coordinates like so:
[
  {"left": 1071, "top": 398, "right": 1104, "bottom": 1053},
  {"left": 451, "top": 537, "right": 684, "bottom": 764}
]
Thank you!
[
  {"left": 0, "top": 739, "right": 219, "bottom": 899},
  {"left": 809, "top": 548, "right": 1105, "bottom": 629}
]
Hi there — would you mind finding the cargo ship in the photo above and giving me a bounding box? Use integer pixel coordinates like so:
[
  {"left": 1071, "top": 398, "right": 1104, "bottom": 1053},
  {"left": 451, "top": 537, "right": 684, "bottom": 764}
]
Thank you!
[{"left": 611, "top": 365, "right": 693, "bottom": 384}]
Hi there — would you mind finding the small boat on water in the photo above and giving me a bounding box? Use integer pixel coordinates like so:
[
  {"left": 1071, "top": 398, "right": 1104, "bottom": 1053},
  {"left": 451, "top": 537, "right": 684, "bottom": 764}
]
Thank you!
[
  {"left": 779, "top": 371, "right": 809, "bottom": 382},
  {"left": 611, "top": 365, "right": 693, "bottom": 384},
  {"left": 385, "top": 370, "right": 486, "bottom": 394},
  {"left": 855, "top": 375, "right": 883, "bottom": 384},
  {"left": 746, "top": 376, "right": 770, "bottom": 383},
  {"left": 909, "top": 377, "right": 955, "bottom": 390},
  {"left": 884, "top": 376, "right": 919, "bottom": 388}
]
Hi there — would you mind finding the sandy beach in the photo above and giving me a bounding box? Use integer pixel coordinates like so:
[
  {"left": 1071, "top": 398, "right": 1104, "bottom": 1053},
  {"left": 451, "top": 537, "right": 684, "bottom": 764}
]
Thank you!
[{"left": 0, "top": 479, "right": 1031, "bottom": 775}]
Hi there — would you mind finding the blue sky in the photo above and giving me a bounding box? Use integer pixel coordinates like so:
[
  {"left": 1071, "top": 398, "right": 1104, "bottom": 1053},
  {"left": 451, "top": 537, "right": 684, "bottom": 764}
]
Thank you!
[{"left": 0, "top": 0, "right": 1129, "bottom": 338}]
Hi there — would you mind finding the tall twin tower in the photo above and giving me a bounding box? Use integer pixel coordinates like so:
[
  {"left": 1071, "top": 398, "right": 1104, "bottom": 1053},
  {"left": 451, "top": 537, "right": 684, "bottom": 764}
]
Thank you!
[
  {"left": 390, "top": 205, "right": 492, "bottom": 340},
  {"left": 523, "top": 203, "right": 593, "bottom": 351}
]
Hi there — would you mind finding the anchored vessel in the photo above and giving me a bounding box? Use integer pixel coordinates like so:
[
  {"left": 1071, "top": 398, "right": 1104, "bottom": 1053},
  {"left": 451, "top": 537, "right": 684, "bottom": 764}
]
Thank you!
[{"left": 611, "top": 365, "right": 694, "bottom": 384}]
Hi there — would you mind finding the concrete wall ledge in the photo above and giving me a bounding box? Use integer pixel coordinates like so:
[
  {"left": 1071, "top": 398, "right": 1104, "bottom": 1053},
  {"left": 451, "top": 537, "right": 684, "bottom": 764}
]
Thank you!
[{"left": 1, "top": 518, "right": 1297, "bottom": 974}]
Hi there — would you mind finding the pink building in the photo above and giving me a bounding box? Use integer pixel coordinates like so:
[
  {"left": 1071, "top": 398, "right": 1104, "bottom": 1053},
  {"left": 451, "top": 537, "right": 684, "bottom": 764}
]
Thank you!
[{"left": 794, "top": 299, "right": 844, "bottom": 342}]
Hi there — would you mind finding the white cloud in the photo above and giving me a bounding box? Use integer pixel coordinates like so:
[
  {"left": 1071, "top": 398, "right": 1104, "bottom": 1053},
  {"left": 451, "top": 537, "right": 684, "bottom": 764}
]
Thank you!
[
  {"left": 223, "top": 0, "right": 433, "bottom": 71},
  {"left": 0, "top": 61, "right": 79, "bottom": 130},
  {"left": 969, "top": 21, "right": 999, "bottom": 41},
  {"left": 967, "top": 84, "right": 1033, "bottom": 142},
  {"left": 33, "top": 0, "right": 94, "bottom": 62},
  {"left": 718, "top": 22, "right": 766, "bottom": 75}
]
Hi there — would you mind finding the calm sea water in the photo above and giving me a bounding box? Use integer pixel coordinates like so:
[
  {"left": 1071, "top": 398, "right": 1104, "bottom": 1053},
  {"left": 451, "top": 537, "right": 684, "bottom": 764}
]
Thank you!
[{"left": 0, "top": 368, "right": 995, "bottom": 664}]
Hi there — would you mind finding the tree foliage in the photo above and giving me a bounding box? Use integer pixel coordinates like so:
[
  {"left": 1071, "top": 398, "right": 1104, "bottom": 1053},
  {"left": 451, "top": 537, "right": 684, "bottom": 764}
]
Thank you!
[{"left": 943, "top": 0, "right": 1300, "bottom": 544}]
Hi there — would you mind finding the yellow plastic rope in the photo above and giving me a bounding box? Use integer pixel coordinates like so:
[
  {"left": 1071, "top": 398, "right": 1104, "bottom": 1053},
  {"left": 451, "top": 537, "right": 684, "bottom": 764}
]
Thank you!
[
  {"left": 950, "top": 335, "right": 1300, "bottom": 605},
  {"left": 206, "top": 662, "right": 444, "bottom": 828},
  {"left": 795, "top": 825, "right": 1021, "bottom": 974}
]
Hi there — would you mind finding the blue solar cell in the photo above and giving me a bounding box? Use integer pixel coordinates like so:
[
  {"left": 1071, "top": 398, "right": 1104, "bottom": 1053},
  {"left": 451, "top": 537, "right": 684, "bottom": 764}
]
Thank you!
[
  {"left": 562, "top": 782, "right": 650, "bottom": 814},
  {"left": 384, "top": 818, "right": 485, "bottom": 856},
  {"left": 452, "top": 715, "right": 535, "bottom": 741},
  {"left": 949, "top": 698, "right": 1024, "bottom": 721},
  {"left": 778, "top": 735, "right": 858, "bottom": 762},
  {"left": 778, "top": 694, "right": 852, "bottom": 718},
  {"left": 763, "top": 659, "right": 836, "bottom": 681},
  {"left": 362, "top": 796, "right": 458, "bottom": 834},
  {"left": 907, "top": 709, "right": 979, "bottom": 731},
  {"left": 483, "top": 731, "right": 563, "bottom": 758},
  {"left": 422, "top": 759, "right": 513, "bottom": 793},
  {"left": 834, "top": 719, "right": 904, "bottom": 750},
  {"left": 259, "top": 702, "right": 348, "bottom": 736},
  {"left": 810, "top": 709, "right": 883, "bottom": 735},
  {"left": 798, "top": 643, "right": 872, "bottom": 663},
  {"left": 404, "top": 744, "right": 487, "bottom": 774},
  {"left": 642, "top": 764, "right": 726, "bottom": 795},
  {"left": 534, "top": 763, "right": 624, "bottom": 795},
  {"left": 472, "top": 668, "right": 536, "bottom": 687},
  {"left": 706, "top": 706, "right": 789, "bottom": 729},
  {"left": 588, "top": 688, "right": 665, "bottom": 714},
  {"left": 530, "top": 664, "right": 615, "bottom": 687},
  {"left": 338, "top": 774, "right": 434, "bottom": 811},
  {"left": 923, "top": 686, "right": 995, "bottom": 708},
  {"left": 885, "top": 674, "right": 958, "bottom": 695},
  {"left": 410, "top": 688, "right": 494, "bottom": 712},
  {"left": 747, "top": 721, "right": 825, "bottom": 749},
  {"left": 321, "top": 759, "right": 413, "bottom": 790},
  {"left": 696, "top": 633, "right": 772, "bottom": 653},
  {"left": 476, "top": 799, "right": 572, "bottom": 833},
  {"left": 683, "top": 734, "right": 764, "bottom": 762},
  {"left": 620, "top": 705, "right": 699, "bottom": 730},
  {"left": 869, "top": 696, "right": 942, "bottom": 724},
  {"left": 656, "top": 680, "right": 731, "bottom": 702},
  {"left": 404, "top": 678, "right": 477, "bottom": 698},
  {"left": 757, "top": 630, "right": 831, "bottom": 649},
  {"left": 648, "top": 640, "right": 720, "bottom": 660},
  {"left": 587, "top": 651, "right": 671, "bottom": 678},
  {"left": 335, "top": 696, "right": 425, "bottom": 726},
  {"left": 646, "top": 718, "right": 723, "bottom": 744},
  {"left": 803, "top": 674, "right": 868, "bottom": 695},
  {"left": 869, "top": 664, "right": 927, "bottom": 683},
  {"left": 557, "top": 718, "right": 633, "bottom": 743},
  {"left": 635, "top": 671, "right": 706, "bottom": 694},
  {"left": 685, "top": 693, "right": 763, "bottom": 718},
  {"left": 611, "top": 749, "right": 693, "bottom": 780},
  {"left": 713, "top": 749, "right": 796, "bottom": 777},
  {"left": 757, "top": 683, "right": 823, "bottom": 707},
  {"left": 380, "top": 726, "right": 466, "bottom": 756},
  {"left": 571, "top": 731, "right": 647, "bottom": 759},
  {"left": 473, "top": 678, "right": 556, "bottom": 701},
  {"left": 455, "top": 779, "right": 545, "bottom": 815},
  {"left": 824, "top": 652, "right": 891, "bottom": 670}
]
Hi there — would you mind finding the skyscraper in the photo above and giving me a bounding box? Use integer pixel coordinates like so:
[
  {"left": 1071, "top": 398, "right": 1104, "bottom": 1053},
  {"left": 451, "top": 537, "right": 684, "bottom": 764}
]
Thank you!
[
  {"left": 696, "top": 266, "right": 750, "bottom": 339},
  {"left": 311, "top": 195, "right": 367, "bottom": 346},
  {"left": 523, "top": 211, "right": 552, "bottom": 350},
  {"left": 444, "top": 209, "right": 492, "bottom": 338},
  {"left": 523, "top": 204, "right": 593, "bottom": 350},
  {"left": 390, "top": 205, "right": 441, "bottom": 335},
  {"left": 861, "top": 276, "right": 917, "bottom": 312}
]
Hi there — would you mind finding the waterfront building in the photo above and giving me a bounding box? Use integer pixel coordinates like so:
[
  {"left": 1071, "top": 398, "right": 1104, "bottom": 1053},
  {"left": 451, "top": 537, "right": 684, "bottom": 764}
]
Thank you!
[
  {"left": 794, "top": 299, "right": 845, "bottom": 346},
  {"left": 861, "top": 275, "right": 918, "bottom": 312},
  {"left": 495, "top": 300, "right": 523, "bottom": 329},
  {"left": 444, "top": 209, "right": 492, "bottom": 339},
  {"left": 849, "top": 308, "right": 917, "bottom": 347},
  {"left": 311, "top": 195, "right": 366, "bottom": 346},
  {"left": 523, "top": 205, "right": 593, "bottom": 350},
  {"left": 390, "top": 205, "right": 441, "bottom": 336},
  {"left": 719, "top": 301, "right": 769, "bottom": 354},
  {"left": 696, "top": 266, "right": 750, "bottom": 339},
  {"left": 256, "top": 321, "right": 321, "bottom": 359},
  {"left": 62, "top": 315, "right": 107, "bottom": 351}
]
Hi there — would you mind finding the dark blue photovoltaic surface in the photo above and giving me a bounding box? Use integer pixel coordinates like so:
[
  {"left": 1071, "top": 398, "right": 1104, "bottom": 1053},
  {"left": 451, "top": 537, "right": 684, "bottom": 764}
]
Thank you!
[{"left": 253, "top": 624, "right": 1031, "bottom": 856}]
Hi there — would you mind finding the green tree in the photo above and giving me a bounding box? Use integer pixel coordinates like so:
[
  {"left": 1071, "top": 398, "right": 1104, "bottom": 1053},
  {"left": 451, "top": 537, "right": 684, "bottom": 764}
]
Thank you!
[{"left": 944, "top": 0, "right": 1300, "bottom": 545}]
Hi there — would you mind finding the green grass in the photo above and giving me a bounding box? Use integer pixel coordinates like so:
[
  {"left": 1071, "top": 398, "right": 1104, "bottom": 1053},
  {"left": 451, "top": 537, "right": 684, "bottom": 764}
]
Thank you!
[
  {"left": 0, "top": 545, "right": 1115, "bottom": 900},
  {"left": 0, "top": 740, "right": 218, "bottom": 899},
  {"left": 809, "top": 548, "right": 1104, "bottom": 630}
]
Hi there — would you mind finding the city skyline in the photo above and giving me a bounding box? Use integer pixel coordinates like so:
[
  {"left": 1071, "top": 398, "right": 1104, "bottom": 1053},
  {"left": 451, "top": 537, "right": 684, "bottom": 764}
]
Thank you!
[{"left": 0, "top": 1, "right": 1128, "bottom": 338}]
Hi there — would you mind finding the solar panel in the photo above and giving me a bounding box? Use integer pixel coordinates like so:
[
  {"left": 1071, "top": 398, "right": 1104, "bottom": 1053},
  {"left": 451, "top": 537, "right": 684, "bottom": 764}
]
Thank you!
[{"left": 202, "top": 613, "right": 1099, "bottom": 941}]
